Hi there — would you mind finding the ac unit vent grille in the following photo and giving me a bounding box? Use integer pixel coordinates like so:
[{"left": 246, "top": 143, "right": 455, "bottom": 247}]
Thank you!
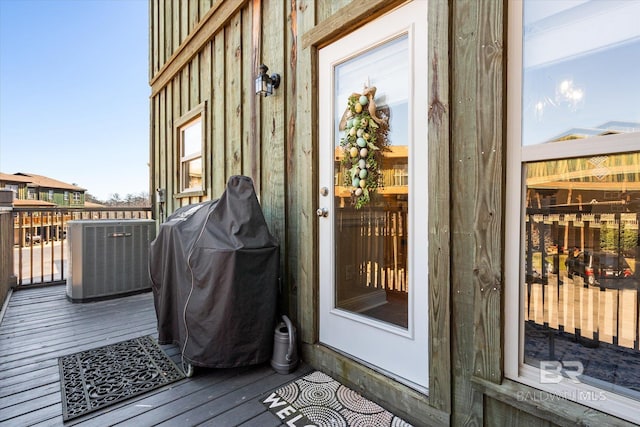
[{"left": 67, "top": 220, "right": 156, "bottom": 302}]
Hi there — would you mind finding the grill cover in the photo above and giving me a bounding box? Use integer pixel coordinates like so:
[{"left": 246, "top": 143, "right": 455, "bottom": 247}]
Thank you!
[{"left": 149, "top": 176, "right": 279, "bottom": 368}]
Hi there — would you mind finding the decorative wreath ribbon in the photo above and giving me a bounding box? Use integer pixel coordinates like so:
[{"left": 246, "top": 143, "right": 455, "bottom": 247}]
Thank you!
[{"left": 339, "top": 85, "right": 389, "bottom": 209}]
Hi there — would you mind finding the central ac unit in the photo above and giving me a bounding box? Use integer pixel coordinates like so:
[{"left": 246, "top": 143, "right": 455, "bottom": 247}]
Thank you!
[{"left": 66, "top": 219, "right": 156, "bottom": 302}]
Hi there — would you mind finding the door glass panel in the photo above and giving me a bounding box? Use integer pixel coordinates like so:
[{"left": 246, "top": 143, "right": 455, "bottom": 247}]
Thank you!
[{"left": 333, "top": 35, "right": 409, "bottom": 328}]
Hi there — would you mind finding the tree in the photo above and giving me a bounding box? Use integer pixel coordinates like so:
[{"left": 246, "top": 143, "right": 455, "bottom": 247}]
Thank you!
[
  {"left": 104, "top": 192, "right": 149, "bottom": 207},
  {"left": 84, "top": 193, "right": 102, "bottom": 203}
]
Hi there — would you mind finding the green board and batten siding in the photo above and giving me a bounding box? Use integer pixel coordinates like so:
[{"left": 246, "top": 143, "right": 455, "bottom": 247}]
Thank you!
[
  {"left": 149, "top": 0, "right": 290, "bottom": 312},
  {"left": 149, "top": 1, "right": 634, "bottom": 425}
]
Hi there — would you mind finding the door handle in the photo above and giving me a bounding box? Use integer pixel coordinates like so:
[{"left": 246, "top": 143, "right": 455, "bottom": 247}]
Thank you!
[{"left": 316, "top": 208, "right": 329, "bottom": 218}]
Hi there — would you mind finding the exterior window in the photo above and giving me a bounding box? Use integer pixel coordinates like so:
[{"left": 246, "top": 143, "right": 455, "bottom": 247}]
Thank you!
[
  {"left": 27, "top": 188, "right": 36, "bottom": 200},
  {"left": 64, "top": 191, "right": 69, "bottom": 202},
  {"left": 73, "top": 192, "right": 80, "bottom": 203},
  {"left": 5, "top": 184, "right": 18, "bottom": 197},
  {"left": 506, "top": 1, "right": 640, "bottom": 423},
  {"left": 48, "top": 190, "right": 54, "bottom": 201},
  {"left": 177, "top": 104, "right": 205, "bottom": 194},
  {"left": 392, "top": 163, "right": 408, "bottom": 187}
]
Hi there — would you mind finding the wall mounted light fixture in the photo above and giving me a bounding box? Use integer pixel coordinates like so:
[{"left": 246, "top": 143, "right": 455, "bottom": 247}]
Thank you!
[{"left": 255, "top": 64, "right": 281, "bottom": 97}]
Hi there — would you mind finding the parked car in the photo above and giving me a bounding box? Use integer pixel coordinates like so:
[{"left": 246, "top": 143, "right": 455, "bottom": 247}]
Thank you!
[
  {"left": 25, "top": 232, "right": 42, "bottom": 244},
  {"left": 545, "top": 256, "right": 559, "bottom": 275},
  {"left": 52, "top": 229, "right": 67, "bottom": 241},
  {"left": 565, "top": 249, "right": 633, "bottom": 287}
]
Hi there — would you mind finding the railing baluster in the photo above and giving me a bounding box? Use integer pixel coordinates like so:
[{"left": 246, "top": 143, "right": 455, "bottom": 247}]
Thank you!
[
  {"left": 525, "top": 211, "right": 640, "bottom": 353},
  {"left": 49, "top": 210, "right": 55, "bottom": 282},
  {"left": 29, "top": 212, "right": 34, "bottom": 284},
  {"left": 18, "top": 211, "right": 23, "bottom": 285},
  {"left": 38, "top": 210, "right": 44, "bottom": 284},
  {"left": 60, "top": 211, "right": 65, "bottom": 280}
]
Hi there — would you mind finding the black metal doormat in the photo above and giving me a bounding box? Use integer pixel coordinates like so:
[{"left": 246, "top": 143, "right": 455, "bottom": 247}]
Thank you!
[
  {"left": 58, "top": 335, "right": 184, "bottom": 421},
  {"left": 262, "top": 371, "right": 413, "bottom": 427}
]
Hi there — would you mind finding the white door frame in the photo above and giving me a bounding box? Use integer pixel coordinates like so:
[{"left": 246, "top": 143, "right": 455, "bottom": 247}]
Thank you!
[{"left": 318, "top": 0, "right": 429, "bottom": 392}]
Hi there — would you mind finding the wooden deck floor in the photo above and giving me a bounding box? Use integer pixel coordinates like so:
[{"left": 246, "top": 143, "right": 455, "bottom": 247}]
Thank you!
[{"left": 0, "top": 285, "right": 311, "bottom": 426}]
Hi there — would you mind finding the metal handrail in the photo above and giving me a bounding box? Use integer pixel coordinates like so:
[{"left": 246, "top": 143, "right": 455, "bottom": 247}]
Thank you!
[
  {"left": 12, "top": 206, "right": 153, "bottom": 287},
  {"left": 524, "top": 211, "right": 640, "bottom": 352}
]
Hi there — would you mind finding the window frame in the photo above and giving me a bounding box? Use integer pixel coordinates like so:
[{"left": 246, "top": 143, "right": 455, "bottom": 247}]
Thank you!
[
  {"left": 176, "top": 103, "right": 206, "bottom": 196},
  {"left": 505, "top": 1, "right": 640, "bottom": 423}
]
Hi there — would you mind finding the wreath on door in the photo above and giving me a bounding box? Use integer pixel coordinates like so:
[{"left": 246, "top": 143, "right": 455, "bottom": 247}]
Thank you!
[{"left": 339, "top": 86, "right": 390, "bottom": 209}]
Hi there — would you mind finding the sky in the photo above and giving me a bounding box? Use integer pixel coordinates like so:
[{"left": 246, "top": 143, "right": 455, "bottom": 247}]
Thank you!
[
  {"left": 0, "top": 0, "right": 149, "bottom": 201},
  {"left": 521, "top": 1, "right": 640, "bottom": 146}
]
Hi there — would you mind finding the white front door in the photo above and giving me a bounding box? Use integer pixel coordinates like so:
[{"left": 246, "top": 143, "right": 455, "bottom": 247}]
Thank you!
[{"left": 318, "top": 1, "right": 429, "bottom": 391}]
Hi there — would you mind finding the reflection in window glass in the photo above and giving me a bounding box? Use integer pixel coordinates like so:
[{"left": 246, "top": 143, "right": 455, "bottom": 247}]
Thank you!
[
  {"left": 334, "top": 35, "right": 408, "bottom": 148},
  {"left": 332, "top": 35, "right": 410, "bottom": 328},
  {"left": 523, "top": 152, "right": 640, "bottom": 400},
  {"left": 183, "top": 158, "right": 202, "bottom": 191},
  {"left": 182, "top": 120, "right": 202, "bottom": 157},
  {"left": 179, "top": 117, "right": 202, "bottom": 192},
  {"left": 522, "top": 1, "right": 640, "bottom": 146}
]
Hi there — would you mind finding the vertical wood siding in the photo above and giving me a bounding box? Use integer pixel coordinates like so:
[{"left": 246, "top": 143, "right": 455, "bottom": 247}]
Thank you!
[
  {"left": 484, "top": 397, "right": 554, "bottom": 427},
  {"left": 225, "top": 14, "right": 242, "bottom": 177},
  {"left": 293, "top": 0, "right": 317, "bottom": 342},
  {"left": 317, "top": 0, "right": 350, "bottom": 22},
  {"left": 427, "top": 0, "right": 452, "bottom": 415},
  {"left": 212, "top": 30, "right": 226, "bottom": 197},
  {"left": 149, "top": 0, "right": 288, "bottom": 290},
  {"left": 260, "top": 0, "right": 287, "bottom": 313},
  {"left": 150, "top": 2, "right": 257, "bottom": 212},
  {"left": 450, "top": 0, "right": 504, "bottom": 424},
  {"left": 284, "top": 0, "right": 300, "bottom": 322},
  {"left": 241, "top": 6, "right": 254, "bottom": 190},
  {"left": 151, "top": 0, "right": 211, "bottom": 77}
]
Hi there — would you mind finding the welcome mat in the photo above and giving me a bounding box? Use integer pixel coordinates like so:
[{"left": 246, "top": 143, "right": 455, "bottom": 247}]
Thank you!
[
  {"left": 262, "top": 371, "right": 413, "bottom": 426},
  {"left": 58, "top": 335, "right": 184, "bottom": 421}
]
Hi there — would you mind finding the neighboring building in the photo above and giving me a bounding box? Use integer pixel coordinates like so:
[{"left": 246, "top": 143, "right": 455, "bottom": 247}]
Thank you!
[
  {"left": 548, "top": 121, "right": 640, "bottom": 142},
  {"left": 0, "top": 172, "right": 86, "bottom": 207},
  {"left": 149, "top": 1, "right": 640, "bottom": 426},
  {"left": 0, "top": 172, "right": 86, "bottom": 244}
]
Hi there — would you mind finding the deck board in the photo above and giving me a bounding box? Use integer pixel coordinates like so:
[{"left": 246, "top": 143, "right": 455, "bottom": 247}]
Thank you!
[{"left": 0, "top": 285, "right": 308, "bottom": 426}]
